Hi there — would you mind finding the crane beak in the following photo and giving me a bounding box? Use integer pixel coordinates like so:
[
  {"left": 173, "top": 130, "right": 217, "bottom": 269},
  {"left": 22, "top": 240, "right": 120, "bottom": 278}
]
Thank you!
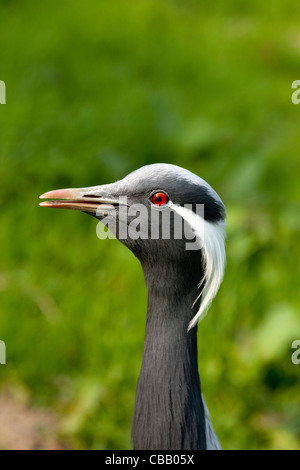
[{"left": 39, "top": 187, "right": 120, "bottom": 214}]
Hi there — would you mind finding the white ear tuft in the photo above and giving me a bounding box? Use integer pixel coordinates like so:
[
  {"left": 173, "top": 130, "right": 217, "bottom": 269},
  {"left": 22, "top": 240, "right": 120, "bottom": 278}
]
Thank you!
[{"left": 170, "top": 203, "right": 226, "bottom": 330}]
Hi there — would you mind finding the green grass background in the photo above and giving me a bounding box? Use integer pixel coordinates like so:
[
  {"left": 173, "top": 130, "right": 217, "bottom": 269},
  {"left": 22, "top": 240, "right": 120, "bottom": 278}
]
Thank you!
[{"left": 0, "top": 0, "right": 300, "bottom": 449}]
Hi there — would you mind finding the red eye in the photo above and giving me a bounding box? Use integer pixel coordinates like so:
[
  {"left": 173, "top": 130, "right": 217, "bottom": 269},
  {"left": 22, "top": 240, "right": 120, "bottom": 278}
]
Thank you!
[{"left": 152, "top": 192, "right": 169, "bottom": 206}]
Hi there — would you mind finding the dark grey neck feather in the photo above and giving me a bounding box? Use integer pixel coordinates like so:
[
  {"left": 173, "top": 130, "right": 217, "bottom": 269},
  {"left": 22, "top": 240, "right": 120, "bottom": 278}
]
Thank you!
[{"left": 131, "top": 255, "right": 206, "bottom": 450}]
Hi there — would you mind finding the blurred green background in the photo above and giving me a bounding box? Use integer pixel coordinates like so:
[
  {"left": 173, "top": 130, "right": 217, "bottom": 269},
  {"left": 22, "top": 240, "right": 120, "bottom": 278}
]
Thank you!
[{"left": 0, "top": 0, "right": 300, "bottom": 450}]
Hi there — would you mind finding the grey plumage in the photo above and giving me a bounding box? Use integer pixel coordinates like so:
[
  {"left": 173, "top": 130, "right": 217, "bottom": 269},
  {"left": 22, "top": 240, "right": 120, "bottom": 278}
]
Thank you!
[{"left": 40, "top": 163, "right": 226, "bottom": 450}]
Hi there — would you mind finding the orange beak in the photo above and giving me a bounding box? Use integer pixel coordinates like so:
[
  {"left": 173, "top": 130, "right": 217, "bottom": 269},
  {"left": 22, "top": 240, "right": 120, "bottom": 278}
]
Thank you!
[{"left": 39, "top": 187, "right": 120, "bottom": 214}]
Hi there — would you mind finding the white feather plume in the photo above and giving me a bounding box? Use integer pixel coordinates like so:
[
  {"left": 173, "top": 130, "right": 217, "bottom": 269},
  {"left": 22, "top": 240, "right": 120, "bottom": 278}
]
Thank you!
[{"left": 170, "top": 203, "right": 226, "bottom": 330}]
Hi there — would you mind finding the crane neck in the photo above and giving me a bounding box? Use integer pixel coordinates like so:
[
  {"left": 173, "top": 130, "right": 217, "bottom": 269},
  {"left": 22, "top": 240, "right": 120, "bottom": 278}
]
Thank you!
[{"left": 131, "top": 257, "right": 206, "bottom": 450}]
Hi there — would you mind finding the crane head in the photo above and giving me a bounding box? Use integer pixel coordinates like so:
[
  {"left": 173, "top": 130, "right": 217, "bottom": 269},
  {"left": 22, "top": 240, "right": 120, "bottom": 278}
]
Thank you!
[{"left": 40, "top": 163, "right": 226, "bottom": 327}]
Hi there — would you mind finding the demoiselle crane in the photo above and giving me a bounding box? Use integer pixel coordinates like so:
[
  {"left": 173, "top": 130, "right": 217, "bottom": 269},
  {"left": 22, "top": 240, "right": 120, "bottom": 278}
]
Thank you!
[{"left": 39, "top": 163, "right": 226, "bottom": 450}]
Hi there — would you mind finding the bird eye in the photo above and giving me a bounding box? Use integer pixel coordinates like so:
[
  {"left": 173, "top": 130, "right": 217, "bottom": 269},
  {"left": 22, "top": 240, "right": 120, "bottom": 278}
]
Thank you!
[{"left": 151, "top": 192, "right": 169, "bottom": 206}]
